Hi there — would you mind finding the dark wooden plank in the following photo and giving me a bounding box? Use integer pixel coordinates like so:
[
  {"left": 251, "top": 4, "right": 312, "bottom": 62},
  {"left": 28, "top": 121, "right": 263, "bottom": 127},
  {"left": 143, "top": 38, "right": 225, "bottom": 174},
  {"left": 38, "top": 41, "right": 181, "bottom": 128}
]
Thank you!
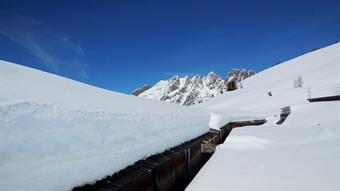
[{"left": 308, "top": 95, "right": 340, "bottom": 102}]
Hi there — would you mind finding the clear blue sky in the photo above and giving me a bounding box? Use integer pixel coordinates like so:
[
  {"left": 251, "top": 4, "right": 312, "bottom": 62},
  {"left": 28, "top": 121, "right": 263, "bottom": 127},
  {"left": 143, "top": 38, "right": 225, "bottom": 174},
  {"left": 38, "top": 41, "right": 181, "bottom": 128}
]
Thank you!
[{"left": 1, "top": 0, "right": 339, "bottom": 93}]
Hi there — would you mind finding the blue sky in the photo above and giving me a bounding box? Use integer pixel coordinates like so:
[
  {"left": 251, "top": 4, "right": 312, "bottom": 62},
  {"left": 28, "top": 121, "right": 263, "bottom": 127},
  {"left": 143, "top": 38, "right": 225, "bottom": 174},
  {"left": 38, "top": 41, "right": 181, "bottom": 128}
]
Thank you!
[{"left": 1, "top": 0, "right": 339, "bottom": 93}]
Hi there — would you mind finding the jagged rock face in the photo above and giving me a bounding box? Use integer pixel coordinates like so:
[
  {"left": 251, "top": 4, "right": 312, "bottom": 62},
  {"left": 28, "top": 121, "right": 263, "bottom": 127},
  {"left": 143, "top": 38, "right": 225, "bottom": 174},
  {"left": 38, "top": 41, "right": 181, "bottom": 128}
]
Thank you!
[
  {"left": 134, "top": 69, "right": 255, "bottom": 106},
  {"left": 226, "top": 68, "right": 256, "bottom": 82},
  {"left": 131, "top": 84, "right": 152, "bottom": 96}
]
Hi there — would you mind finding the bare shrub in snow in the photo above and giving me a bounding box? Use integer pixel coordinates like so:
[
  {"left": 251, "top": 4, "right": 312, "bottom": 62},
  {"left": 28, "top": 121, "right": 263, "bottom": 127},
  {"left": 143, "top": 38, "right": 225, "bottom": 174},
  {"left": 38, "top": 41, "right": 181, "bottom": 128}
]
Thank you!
[
  {"left": 294, "top": 75, "right": 303, "bottom": 88},
  {"left": 307, "top": 86, "right": 312, "bottom": 99}
]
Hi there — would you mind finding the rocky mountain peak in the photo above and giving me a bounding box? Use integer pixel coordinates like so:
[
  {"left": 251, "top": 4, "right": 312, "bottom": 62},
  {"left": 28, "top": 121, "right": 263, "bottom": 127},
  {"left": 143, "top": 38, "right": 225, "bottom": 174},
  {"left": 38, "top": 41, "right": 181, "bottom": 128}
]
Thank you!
[{"left": 133, "top": 68, "right": 256, "bottom": 106}]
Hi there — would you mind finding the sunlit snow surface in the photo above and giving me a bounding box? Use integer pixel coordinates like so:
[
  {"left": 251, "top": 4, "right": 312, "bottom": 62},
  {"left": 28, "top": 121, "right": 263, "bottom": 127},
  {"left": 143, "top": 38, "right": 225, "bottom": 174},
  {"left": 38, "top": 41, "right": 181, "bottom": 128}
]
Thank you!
[
  {"left": 0, "top": 61, "right": 214, "bottom": 191},
  {"left": 1, "top": 43, "right": 339, "bottom": 191},
  {"left": 186, "top": 43, "right": 340, "bottom": 191}
]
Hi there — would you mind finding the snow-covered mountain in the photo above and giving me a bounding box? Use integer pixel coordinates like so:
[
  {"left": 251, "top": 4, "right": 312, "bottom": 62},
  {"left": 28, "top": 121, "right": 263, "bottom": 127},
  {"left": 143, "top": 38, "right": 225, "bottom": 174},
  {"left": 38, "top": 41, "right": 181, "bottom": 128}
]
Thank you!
[
  {"left": 135, "top": 69, "right": 256, "bottom": 106},
  {"left": 1, "top": 42, "right": 339, "bottom": 191}
]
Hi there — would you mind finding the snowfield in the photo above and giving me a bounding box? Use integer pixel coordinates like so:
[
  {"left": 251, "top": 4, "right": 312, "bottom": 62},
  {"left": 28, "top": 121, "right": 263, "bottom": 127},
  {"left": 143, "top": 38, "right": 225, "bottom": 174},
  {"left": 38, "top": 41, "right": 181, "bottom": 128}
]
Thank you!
[
  {"left": 0, "top": 61, "right": 213, "bottom": 191},
  {"left": 1, "top": 42, "right": 339, "bottom": 191},
  {"left": 186, "top": 43, "right": 340, "bottom": 190}
]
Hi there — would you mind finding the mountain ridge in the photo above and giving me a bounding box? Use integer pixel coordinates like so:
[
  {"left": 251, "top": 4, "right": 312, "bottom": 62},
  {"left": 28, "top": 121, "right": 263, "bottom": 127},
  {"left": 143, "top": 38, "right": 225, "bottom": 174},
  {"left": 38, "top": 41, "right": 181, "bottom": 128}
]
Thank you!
[{"left": 132, "top": 68, "right": 256, "bottom": 105}]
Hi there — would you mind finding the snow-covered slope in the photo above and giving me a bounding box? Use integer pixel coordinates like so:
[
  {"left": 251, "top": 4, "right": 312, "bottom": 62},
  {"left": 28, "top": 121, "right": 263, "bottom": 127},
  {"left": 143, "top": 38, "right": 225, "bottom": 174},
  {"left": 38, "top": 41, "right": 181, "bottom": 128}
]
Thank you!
[
  {"left": 187, "top": 42, "right": 340, "bottom": 191},
  {"left": 1, "top": 42, "right": 338, "bottom": 191},
  {"left": 197, "top": 42, "right": 340, "bottom": 112},
  {"left": 137, "top": 69, "right": 255, "bottom": 106},
  {"left": 0, "top": 61, "right": 211, "bottom": 191}
]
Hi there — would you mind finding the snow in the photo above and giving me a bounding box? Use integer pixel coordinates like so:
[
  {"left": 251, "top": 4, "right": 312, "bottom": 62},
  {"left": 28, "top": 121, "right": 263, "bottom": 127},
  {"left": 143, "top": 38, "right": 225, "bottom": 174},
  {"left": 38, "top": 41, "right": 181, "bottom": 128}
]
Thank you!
[
  {"left": 1, "top": 41, "right": 339, "bottom": 191},
  {"left": 186, "top": 42, "right": 340, "bottom": 191},
  {"left": 0, "top": 61, "right": 211, "bottom": 191},
  {"left": 208, "top": 113, "right": 223, "bottom": 130},
  {"left": 187, "top": 103, "right": 340, "bottom": 191}
]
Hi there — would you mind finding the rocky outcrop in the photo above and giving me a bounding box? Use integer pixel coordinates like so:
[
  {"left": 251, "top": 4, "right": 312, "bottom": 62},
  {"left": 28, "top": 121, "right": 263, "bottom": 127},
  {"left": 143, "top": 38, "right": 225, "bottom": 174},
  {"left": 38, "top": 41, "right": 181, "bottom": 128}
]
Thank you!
[
  {"left": 131, "top": 84, "right": 152, "bottom": 96},
  {"left": 226, "top": 68, "right": 256, "bottom": 82}
]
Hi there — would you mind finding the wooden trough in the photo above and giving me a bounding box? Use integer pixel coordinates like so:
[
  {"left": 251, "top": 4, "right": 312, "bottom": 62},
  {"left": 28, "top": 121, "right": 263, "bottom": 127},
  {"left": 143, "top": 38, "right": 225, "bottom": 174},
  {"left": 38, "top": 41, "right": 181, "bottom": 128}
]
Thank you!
[{"left": 72, "top": 119, "right": 266, "bottom": 191}]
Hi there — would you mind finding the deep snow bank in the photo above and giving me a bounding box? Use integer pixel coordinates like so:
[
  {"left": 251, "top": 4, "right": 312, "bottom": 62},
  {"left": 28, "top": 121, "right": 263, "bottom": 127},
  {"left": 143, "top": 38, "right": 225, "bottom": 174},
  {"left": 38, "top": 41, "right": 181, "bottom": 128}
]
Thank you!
[
  {"left": 187, "top": 43, "right": 340, "bottom": 190},
  {"left": 187, "top": 102, "right": 340, "bottom": 191},
  {"left": 0, "top": 61, "right": 210, "bottom": 191}
]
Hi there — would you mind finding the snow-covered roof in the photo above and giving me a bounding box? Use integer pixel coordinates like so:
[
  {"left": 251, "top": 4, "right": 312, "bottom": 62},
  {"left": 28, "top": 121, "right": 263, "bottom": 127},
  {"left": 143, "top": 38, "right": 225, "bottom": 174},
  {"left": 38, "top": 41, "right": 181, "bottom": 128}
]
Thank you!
[
  {"left": 187, "top": 42, "right": 340, "bottom": 191},
  {"left": 0, "top": 60, "right": 211, "bottom": 191}
]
